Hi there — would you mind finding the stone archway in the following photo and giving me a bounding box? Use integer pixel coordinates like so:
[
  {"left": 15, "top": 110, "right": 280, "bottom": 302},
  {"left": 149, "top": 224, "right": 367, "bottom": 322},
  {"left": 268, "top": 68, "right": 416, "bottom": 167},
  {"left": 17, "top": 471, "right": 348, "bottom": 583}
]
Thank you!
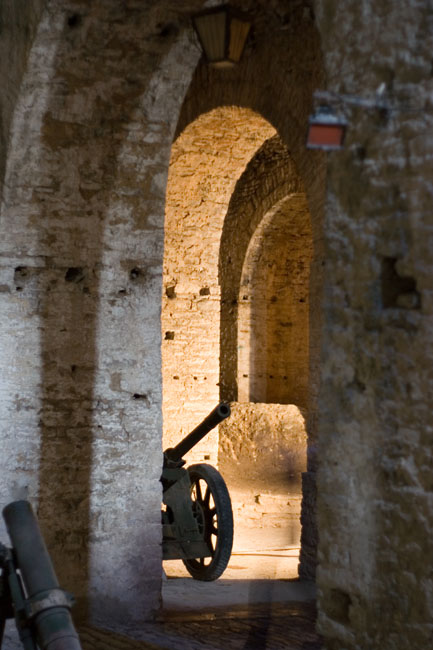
[
  {"left": 175, "top": 10, "right": 326, "bottom": 580},
  {"left": 238, "top": 193, "right": 312, "bottom": 406},
  {"left": 162, "top": 106, "right": 276, "bottom": 463},
  {"left": 0, "top": 0, "right": 325, "bottom": 634},
  {"left": 215, "top": 134, "right": 314, "bottom": 578},
  {"left": 162, "top": 107, "right": 315, "bottom": 581}
]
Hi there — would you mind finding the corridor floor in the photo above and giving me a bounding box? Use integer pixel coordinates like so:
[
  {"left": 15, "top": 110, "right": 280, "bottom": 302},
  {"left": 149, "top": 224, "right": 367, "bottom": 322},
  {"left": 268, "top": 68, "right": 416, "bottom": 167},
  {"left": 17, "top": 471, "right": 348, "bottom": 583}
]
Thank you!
[
  {"left": 79, "top": 549, "right": 321, "bottom": 650},
  {"left": 80, "top": 599, "right": 321, "bottom": 650},
  {"left": 81, "top": 487, "right": 322, "bottom": 649}
]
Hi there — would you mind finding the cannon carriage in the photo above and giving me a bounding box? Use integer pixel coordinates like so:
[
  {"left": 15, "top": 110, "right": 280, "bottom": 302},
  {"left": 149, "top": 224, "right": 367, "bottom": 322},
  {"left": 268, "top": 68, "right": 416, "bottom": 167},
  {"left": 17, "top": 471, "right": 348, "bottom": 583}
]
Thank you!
[{"left": 161, "top": 403, "right": 233, "bottom": 581}]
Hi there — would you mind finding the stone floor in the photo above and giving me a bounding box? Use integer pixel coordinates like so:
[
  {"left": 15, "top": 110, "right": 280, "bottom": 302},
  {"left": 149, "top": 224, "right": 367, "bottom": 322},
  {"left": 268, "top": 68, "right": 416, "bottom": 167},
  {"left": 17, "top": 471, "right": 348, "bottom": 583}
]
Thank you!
[
  {"left": 78, "top": 549, "right": 320, "bottom": 650},
  {"left": 80, "top": 600, "right": 322, "bottom": 650},
  {"left": 5, "top": 487, "right": 320, "bottom": 649},
  {"left": 81, "top": 487, "right": 321, "bottom": 650}
]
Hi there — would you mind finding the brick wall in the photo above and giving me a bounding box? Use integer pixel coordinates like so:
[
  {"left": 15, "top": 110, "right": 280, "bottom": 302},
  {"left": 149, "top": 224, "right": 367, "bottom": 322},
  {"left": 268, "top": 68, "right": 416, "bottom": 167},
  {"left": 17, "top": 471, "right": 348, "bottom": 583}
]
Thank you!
[{"left": 162, "top": 107, "right": 275, "bottom": 464}]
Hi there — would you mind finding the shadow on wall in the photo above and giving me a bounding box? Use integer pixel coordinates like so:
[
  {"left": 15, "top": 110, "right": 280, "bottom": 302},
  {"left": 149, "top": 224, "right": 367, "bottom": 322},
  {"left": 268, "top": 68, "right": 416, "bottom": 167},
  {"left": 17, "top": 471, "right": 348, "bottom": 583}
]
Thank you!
[
  {"left": 36, "top": 261, "right": 99, "bottom": 620},
  {"left": 21, "top": 7, "right": 148, "bottom": 618}
]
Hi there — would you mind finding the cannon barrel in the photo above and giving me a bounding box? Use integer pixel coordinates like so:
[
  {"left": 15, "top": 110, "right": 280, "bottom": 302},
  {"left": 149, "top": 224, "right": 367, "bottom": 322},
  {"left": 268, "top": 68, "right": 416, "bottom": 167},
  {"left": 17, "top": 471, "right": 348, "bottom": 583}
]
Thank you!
[
  {"left": 165, "top": 402, "right": 230, "bottom": 464},
  {"left": 3, "top": 500, "right": 82, "bottom": 650}
]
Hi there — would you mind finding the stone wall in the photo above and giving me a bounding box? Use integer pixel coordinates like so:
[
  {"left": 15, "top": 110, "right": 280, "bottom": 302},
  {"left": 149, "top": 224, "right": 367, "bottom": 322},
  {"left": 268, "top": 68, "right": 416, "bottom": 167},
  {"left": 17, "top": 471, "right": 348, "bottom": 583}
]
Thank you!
[
  {"left": 0, "top": 0, "right": 203, "bottom": 631},
  {"left": 0, "top": 0, "right": 46, "bottom": 200},
  {"left": 314, "top": 1, "right": 433, "bottom": 648},
  {"left": 219, "top": 402, "right": 307, "bottom": 490},
  {"left": 219, "top": 402, "right": 307, "bottom": 562},
  {"left": 2, "top": 2, "right": 432, "bottom": 647},
  {"left": 0, "top": 0, "right": 325, "bottom": 638}
]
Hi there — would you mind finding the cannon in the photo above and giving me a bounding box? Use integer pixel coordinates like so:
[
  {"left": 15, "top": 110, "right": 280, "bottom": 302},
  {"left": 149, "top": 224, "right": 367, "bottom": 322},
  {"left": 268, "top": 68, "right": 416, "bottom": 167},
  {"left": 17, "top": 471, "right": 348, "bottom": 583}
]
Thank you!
[
  {"left": 0, "top": 500, "right": 81, "bottom": 650},
  {"left": 161, "top": 403, "right": 233, "bottom": 581}
]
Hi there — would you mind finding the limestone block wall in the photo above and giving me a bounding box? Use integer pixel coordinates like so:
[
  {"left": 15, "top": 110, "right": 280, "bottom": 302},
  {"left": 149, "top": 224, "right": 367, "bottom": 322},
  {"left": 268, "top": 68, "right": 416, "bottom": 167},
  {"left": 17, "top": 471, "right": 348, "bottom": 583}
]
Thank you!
[
  {"left": 219, "top": 402, "right": 307, "bottom": 555},
  {"left": 0, "top": 0, "right": 203, "bottom": 631},
  {"left": 314, "top": 1, "right": 433, "bottom": 648}
]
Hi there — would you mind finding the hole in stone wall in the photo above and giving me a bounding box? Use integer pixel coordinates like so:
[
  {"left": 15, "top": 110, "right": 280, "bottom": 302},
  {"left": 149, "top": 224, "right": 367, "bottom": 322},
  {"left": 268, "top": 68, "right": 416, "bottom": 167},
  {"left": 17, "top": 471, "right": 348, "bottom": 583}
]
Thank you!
[
  {"left": 199, "top": 287, "right": 210, "bottom": 296},
  {"left": 67, "top": 14, "right": 82, "bottom": 28},
  {"left": 165, "top": 331, "right": 175, "bottom": 340},
  {"left": 130, "top": 267, "right": 141, "bottom": 280},
  {"left": 381, "top": 257, "right": 421, "bottom": 310},
  {"left": 324, "top": 588, "right": 352, "bottom": 624},
  {"left": 356, "top": 145, "right": 367, "bottom": 160},
  {"left": 158, "top": 22, "right": 179, "bottom": 38},
  {"left": 166, "top": 286, "right": 176, "bottom": 299},
  {"left": 14, "top": 266, "right": 27, "bottom": 291},
  {"left": 14, "top": 266, "right": 27, "bottom": 278},
  {"left": 65, "top": 267, "right": 85, "bottom": 283}
]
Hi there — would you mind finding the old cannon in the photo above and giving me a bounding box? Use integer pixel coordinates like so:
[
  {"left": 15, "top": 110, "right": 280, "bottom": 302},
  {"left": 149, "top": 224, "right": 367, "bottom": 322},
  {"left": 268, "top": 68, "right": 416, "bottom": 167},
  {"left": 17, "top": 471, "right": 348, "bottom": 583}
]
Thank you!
[
  {"left": 161, "top": 403, "right": 233, "bottom": 581},
  {"left": 0, "top": 500, "right": 81, "bottom": 650}
]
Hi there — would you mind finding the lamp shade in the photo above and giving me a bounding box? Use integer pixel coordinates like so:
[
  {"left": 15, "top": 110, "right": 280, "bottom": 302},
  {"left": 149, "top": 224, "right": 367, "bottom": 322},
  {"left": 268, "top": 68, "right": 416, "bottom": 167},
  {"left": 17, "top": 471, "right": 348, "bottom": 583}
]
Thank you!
[
  {"left": 306, "top": 106, "right": 347, "bottom": 151},
  {"left": 192, "top": 4, "right": 251, "bottom": 68}
]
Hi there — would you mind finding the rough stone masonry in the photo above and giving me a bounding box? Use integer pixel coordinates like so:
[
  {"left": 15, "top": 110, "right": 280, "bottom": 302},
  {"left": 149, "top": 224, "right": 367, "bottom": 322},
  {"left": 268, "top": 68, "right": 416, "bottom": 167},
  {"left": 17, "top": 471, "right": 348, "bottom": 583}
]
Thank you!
[{"left": 0, "top": 1, "right": 432, "bottom": 649}]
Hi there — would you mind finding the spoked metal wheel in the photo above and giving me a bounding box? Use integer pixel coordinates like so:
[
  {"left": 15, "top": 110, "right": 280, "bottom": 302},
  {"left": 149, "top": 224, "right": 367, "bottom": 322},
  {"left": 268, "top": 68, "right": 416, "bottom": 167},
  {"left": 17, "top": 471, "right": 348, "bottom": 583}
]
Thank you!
[{"left": 182, "top": 463, "right": 233, "bottom": 581}]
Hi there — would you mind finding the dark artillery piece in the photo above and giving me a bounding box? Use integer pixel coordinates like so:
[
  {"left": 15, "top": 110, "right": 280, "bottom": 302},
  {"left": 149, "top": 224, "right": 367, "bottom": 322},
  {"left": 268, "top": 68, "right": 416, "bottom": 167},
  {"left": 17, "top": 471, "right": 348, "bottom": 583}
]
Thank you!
[
  {"left": 162, "top": 403, "right": 233, "bottom": 581},
  {"left": 0, "top": 500, "right": 81, "bottom": 650}
]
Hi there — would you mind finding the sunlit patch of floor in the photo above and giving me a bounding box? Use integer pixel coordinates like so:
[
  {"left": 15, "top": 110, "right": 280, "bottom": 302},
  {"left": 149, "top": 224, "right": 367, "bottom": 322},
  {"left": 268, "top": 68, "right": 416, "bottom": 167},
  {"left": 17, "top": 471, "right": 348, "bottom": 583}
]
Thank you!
[{"left": 164, "top": 545, "right": 300, "bottom": 582}]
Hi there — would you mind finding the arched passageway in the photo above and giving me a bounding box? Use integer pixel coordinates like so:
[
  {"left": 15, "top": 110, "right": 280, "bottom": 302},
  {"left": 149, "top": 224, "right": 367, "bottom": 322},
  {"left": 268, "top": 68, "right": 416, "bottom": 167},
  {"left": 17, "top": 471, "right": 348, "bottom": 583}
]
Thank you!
[
  {"left": 162, "top": 106, "right": 276, "bottom": 463},
  {"left": 2, "top": 4, "right": 431, "bottom": 647},
  {"left": 0, "top": 0, "right": 325, "bottom": 632},
  {"left": 162, "top": 107, "right": 316, "bottom": 579},
  {"left": 217, "top": 136, "right": 313, "bottom": 573},
  {"left": 161, "top": 2, "right": 326, "bottom": 585},
  {"left": 238, "top": 194, "right": 312, "bottom": 406}
]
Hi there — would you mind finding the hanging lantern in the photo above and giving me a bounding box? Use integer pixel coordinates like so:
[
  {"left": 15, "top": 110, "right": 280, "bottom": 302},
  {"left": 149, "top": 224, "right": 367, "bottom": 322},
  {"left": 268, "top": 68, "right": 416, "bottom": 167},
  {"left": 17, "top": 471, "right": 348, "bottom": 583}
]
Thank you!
[
  {"left": 192, "top": 4, "right": 251, "bottom": 68},
  {"left": 306, "top": 105, "right": 347, "bottom": 151}
]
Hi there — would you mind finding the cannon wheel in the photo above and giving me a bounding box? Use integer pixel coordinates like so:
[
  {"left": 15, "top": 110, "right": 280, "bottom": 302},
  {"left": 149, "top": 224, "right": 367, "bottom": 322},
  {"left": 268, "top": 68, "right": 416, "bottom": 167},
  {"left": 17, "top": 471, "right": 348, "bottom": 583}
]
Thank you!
[{"left": 183, "top": 463, "right": 233, "bottom": 581}]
